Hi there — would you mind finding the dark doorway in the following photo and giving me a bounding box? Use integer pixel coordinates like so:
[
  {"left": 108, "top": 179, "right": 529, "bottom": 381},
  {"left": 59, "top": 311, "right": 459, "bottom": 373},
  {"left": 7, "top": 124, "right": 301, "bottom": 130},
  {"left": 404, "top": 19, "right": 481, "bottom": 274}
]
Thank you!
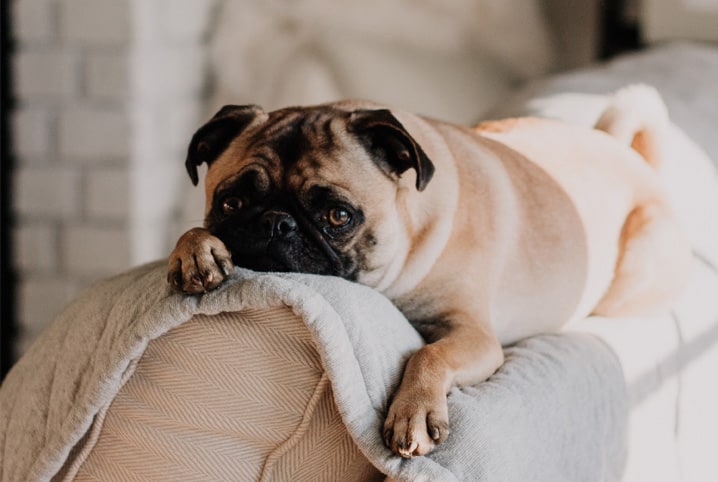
[
  {"left": 600, "top": 0, "right": 643, "bottom": 60},
  {"left": 1, "top": 0, "right": 17, "bottom": 380}
]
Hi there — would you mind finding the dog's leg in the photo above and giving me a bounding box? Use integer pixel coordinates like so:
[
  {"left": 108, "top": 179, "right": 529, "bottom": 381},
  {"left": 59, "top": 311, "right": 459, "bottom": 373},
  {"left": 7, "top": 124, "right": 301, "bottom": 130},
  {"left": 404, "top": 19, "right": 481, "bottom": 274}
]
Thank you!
[
  {"left": 593, "top": 202, "right": 691, "bottom": 317},
  {"left": 383, "top": 321, "right": 503, "bottom": 458}
]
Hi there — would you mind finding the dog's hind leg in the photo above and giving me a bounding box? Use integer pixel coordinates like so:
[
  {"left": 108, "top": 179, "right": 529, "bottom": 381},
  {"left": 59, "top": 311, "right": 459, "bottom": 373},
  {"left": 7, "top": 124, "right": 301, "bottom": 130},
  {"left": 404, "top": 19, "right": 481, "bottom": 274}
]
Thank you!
[{"left": 593, "top": 202, "right": 691, "bottom": 318}]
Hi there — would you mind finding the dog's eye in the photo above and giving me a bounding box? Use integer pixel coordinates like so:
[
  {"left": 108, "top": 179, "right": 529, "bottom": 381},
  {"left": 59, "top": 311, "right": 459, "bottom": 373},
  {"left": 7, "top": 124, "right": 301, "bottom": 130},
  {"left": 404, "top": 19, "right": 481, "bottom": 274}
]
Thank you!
[
  {"left": 222, "top": 197, "right": 243, "bottom": 215},
  {"left": 327, "top": 207, "right": 352, "bottom": 227}
]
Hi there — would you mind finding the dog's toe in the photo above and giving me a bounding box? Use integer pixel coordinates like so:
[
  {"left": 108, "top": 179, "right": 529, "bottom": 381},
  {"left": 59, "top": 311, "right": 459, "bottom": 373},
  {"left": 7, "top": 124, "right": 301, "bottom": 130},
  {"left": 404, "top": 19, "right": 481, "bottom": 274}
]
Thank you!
[
  {"left": 177, "top": 261, "right": 208, "bottom": 294},
  {"left": 427, "top": 410, "right": 450, "bottom": 444},
  {"left": 211, "top": 247, "right": 234, "bottom": 278}
]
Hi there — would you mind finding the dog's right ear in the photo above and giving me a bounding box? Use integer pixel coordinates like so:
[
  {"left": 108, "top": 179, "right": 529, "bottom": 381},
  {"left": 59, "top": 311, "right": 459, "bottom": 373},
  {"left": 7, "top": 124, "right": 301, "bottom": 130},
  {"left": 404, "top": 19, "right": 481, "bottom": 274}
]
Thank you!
[{"left": 185, "top": 105, "right": 265, "bottom": 186}]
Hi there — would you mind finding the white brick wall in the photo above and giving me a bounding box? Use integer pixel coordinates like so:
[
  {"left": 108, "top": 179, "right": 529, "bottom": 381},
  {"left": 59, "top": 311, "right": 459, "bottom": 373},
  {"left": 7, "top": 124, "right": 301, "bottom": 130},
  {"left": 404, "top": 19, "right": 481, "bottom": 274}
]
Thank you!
[
  {"left": 11, "top": 0, "right": 218, "bottom": 357},
  {"left": 14, "top": 166, "right": 81, "bottom": 218},
  {"left": 59, "top": 0, "right": 130, "bottom": 46},
  {"left": 85, "top": 53, "right": 129, "bottom": 100},
  {"left": 62, "top": 224, "right": 131, "bottom": 276},
  {"left": 13, "top": 0, "right": 55, "bottom": 44},
  {"left": 14, "top": 50, "right": 77, "bottom": 98},
  {"left": 12, "top": 107, "right": 51, "bottom": 158},
  {"left": 59, "top": 107, "right": 129, "bottom": 162},
  {"left": 85, "top": 167, "right": 130, "bottom": 220},
  {"left": 18, "top": 277, "right": 80, "bottom": 334},
  {"left": 158, "top": 0, "right": 216, "bottom": 41},
  {"left": 14, "top": 222, "right": 58, "bottom": 273}
]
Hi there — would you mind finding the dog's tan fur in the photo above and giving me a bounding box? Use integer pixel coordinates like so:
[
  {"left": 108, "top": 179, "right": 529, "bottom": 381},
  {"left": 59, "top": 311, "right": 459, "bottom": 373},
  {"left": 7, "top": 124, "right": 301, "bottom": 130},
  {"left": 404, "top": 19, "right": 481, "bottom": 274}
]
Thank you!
[{"left": 168, "top": 86, "right": 691, "bottom": 458}]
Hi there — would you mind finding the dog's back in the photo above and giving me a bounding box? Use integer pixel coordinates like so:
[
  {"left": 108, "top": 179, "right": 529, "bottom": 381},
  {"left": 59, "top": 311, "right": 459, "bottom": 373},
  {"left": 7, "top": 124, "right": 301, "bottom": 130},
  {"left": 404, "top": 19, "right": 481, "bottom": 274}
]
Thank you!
[{"left": 473, "top": 86, "right": 688, "bottom": 324}]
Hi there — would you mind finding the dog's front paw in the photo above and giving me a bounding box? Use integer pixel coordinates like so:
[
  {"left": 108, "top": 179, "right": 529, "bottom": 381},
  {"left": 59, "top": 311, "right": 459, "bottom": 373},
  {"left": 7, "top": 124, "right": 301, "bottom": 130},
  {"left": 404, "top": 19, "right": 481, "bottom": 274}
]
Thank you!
[
  {"left": 383, "top": 388, "right": 450, "bottom": 458},
  {"left": 167, "top": 227, "right": 234, "bottom": 294}
]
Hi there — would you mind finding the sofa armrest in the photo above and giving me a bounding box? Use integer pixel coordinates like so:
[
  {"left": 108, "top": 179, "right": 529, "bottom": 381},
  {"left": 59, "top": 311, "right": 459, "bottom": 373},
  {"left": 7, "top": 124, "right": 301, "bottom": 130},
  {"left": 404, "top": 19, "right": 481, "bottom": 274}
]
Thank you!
[{"left": 1, "top": 263, "right": 628, "bottom": 482}]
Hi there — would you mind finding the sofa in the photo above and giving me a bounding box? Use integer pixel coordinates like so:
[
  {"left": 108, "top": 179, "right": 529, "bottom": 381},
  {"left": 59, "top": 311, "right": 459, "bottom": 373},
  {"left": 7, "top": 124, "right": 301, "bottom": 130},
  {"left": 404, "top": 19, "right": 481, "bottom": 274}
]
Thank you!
[
  {"left": 497, "top": 42, "right": 718, "bottom": 482},
  {"left": 2, "top": 43, "right": 718, "bottom": 482}
]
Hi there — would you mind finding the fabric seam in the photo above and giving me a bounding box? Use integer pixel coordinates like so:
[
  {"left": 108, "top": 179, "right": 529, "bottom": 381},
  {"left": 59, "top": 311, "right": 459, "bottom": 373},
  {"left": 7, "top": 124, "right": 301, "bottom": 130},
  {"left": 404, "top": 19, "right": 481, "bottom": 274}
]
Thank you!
[{"left": 259, "top": 372, "right": 331, "bottom": 481}]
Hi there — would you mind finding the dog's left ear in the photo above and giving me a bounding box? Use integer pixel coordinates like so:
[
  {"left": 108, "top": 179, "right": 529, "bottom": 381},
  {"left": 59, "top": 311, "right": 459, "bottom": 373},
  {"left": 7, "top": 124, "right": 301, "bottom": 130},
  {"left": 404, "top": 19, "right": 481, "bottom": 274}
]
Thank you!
[
  {"left": 349, "top": 109, "right": 435, "bottom": 191},
  {"left": 185, "top": 105, "right": 265, "bottom": 186}
]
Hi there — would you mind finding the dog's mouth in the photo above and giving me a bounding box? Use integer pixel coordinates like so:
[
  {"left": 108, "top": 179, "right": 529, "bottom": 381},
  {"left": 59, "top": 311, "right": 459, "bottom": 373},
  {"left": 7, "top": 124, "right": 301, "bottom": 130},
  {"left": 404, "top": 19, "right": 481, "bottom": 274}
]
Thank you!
[
  {"left": 211, "top": 225, "right": 351, "bottom": 277},
  {"left": 229, "top": 241, "right": 300, "bottom": 273},
  {"left": 233, "top": 253, "right": 289, "bottom": 272}
]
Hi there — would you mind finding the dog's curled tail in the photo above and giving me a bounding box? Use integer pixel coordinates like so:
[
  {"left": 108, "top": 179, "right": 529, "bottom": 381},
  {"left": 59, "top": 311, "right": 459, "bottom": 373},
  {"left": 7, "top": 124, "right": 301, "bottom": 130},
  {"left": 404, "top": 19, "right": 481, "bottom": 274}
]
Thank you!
[{"left": 594, "top": 84, "right": 670, "bottom": 170}]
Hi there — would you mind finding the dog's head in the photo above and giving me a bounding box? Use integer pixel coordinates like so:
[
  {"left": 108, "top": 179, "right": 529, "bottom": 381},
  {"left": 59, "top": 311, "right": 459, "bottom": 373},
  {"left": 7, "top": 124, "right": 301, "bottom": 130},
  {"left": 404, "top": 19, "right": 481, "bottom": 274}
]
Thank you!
[{"left": 185, "top": 103, "right": 435, "bottom": 282}]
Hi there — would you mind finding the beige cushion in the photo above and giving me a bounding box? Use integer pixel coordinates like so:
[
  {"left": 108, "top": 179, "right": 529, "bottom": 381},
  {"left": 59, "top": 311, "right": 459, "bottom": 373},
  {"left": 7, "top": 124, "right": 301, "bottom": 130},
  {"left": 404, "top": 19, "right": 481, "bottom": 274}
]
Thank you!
[{"left": 68, "top": 308, "right": 381, "bottom": 481}]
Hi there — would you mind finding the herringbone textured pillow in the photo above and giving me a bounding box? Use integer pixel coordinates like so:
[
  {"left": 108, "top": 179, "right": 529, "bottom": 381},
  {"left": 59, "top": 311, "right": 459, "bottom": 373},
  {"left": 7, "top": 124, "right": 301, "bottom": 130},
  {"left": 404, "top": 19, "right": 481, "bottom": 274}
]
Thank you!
[{"left": 70, "top": 308, "right": 381, "bottom": 481}]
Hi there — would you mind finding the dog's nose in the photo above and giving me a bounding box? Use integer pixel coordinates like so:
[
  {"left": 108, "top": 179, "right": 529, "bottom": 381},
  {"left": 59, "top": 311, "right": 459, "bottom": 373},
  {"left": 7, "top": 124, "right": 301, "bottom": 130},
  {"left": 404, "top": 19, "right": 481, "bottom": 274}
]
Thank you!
[{"left": 260, "top": 210, "right": 298, "bottom": 238}]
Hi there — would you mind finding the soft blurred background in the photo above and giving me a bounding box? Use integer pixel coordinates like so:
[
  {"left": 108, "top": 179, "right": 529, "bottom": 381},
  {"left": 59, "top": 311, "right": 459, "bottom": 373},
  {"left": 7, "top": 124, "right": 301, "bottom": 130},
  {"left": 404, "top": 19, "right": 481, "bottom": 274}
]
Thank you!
[{"left": 1, "top": 0, "right": 717, "bottom": 376}]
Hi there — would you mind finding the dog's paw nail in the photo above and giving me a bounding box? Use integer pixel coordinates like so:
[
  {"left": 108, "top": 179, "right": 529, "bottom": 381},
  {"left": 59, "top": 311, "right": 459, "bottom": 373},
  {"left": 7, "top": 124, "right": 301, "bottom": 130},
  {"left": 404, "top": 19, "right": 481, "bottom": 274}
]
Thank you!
[
  {"left": 430, "top": 427, "right": 441, "bottom": 441},
  {"left": 190, "top": 275, "right": 205, "bottom": 291},
  {"left": 398, "top": 441, "right": 418, "bottom": 458}
]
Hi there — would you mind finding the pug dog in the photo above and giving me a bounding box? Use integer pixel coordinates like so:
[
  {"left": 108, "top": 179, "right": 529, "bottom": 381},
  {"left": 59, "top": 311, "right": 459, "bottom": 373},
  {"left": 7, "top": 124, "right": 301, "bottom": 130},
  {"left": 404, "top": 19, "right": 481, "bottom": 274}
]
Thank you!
[{"left": 168, "top": 85, "right": 691, "bottom": 458}]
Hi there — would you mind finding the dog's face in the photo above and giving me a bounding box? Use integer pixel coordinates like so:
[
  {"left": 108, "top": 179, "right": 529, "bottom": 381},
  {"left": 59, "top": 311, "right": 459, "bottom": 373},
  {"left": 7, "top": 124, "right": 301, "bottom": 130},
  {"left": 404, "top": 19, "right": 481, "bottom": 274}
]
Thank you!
[{"left": 185, "top": 104, "right": 435, "bottom": 284}]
